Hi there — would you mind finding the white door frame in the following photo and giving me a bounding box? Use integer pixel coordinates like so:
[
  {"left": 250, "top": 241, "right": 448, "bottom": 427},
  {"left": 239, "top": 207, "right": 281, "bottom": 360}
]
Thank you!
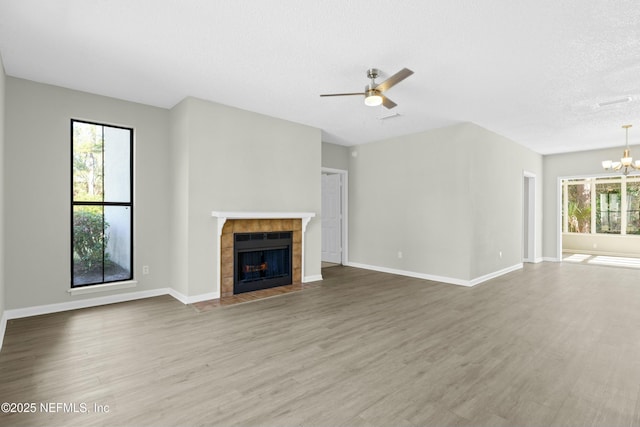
[
  {"left": 321, "top": 167, "right": 348, "bottom": 265},
  {"left": 555, "top": 172, "right": 610, "bottom": 263},
  {"left": 523, "top": 171, "right": 537, "bottom": 263}
]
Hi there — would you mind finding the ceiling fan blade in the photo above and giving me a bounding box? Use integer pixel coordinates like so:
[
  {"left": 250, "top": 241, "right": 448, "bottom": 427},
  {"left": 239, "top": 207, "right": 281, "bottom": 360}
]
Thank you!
[
  {"left": 320, "top": 92, "right": 365, "bottom": 97},
  {"left": 381, "top": 95, "right": 397, "bottom": 109},
  {"left": 375, "top": 68, "right": 414, "bottom": 93}
]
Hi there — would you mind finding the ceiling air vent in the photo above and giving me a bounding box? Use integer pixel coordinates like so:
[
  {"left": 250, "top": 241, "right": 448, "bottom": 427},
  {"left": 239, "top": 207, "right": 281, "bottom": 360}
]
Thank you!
[{"left": 597, "top": 97, "right": 632, "bottom": 107}]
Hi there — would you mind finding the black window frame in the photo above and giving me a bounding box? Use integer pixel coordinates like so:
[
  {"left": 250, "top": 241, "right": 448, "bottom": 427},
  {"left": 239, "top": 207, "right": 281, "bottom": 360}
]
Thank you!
[{"left": 71, "top": 119, "right": 134, "bottom": 287}]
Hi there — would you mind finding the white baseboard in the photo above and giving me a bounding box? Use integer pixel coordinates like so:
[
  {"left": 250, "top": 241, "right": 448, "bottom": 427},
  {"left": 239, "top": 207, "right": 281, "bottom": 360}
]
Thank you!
[
  {"left": 345, "top": 262, "right": 471, "bottom": 286},
  {"left": 4, "top": 287, "right": 223, "bottom": 323},
  {"left": 303, "top": 274, "right": 323, "bottom": 283},
  {"left": 0, "top": 312, "right": 7, "bottom": 352},
  {"left": 1, "top": 275, "right": 320, "bottom": 328},
  {"left": 543, "top": 257, "right": 561, "bottom": 262},
  {"left": 468, "top": 263, "right": 523, "bottom": 286},
  {"left": 4, "top": 288, "right": 171, "bottom": 320},
  {"left": 168, "top": 289, "right": 219, "bottom": 304},
  {"left": 344, "top": 262, "right": 523, "bottom": 287}
]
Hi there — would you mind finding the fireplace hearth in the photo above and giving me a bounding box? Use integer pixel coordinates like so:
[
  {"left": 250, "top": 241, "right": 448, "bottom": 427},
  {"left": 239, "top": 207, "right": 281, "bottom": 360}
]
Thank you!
[{"left": 234, "top": 232, "right": 293, "bottom": 294}]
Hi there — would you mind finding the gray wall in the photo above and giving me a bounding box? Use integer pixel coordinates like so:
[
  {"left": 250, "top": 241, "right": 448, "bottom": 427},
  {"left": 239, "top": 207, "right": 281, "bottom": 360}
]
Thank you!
[
  {"left": 0, "top": 55, "right": 6, "bottom": 324},
  {"left": 170, "top": 97, "right": 322, "bottom": 297},
  {"left": 5, "top": 78, "right": 172, "bottom": 309},
  {"left": 3, "top": 80, "right": 322, "bottom": 310},
  {"left": 543, "top": 145, "right": 640, "bottom": 259},
  {"left": 348, "top": 122, "right": 542, "bottom": 282},
  {"left": 322, "top": 141, "right": 349, "bottom": 171},
  {"left": 466, "top": 124, "right": 543, "bottom": 277},
  {"left": 168, "top": 99, "right": 190, "bottom": 296}
]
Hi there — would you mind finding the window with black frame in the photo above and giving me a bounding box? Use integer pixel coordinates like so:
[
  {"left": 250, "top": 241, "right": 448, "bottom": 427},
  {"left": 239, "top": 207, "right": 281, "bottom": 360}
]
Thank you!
[
  {"left": 71, "top": 120, "right": 133, "bottom": 287},
  {"left": 627, "top": 181, "right": 640, "bottom": 235},
  {"left": 596, "top": 181, "right": 621, "bottom": 234}
]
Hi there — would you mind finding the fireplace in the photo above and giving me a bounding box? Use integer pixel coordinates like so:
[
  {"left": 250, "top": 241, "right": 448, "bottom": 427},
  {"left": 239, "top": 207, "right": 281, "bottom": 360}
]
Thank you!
[
  {"left": 234, "top": 232, "right": 292, "bottom": 294},
  {"left": 212, "top": 211, "right": 316, "bottom": 298}
]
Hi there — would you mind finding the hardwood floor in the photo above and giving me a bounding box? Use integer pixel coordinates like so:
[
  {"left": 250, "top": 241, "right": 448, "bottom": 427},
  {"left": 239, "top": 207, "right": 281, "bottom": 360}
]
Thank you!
[{"left": 1, "top": 262, "right": 640, "bottom": 426}]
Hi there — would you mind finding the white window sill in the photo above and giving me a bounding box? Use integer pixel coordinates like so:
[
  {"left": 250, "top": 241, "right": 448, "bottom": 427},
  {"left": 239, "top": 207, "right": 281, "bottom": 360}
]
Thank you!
[{"left": 68, "top": 280, "right": 138, "bottom": 296}]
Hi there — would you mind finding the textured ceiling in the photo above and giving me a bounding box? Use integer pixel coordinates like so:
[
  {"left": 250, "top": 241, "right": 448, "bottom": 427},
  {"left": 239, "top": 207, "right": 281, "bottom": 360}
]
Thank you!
[{"left": 1, "top": 0, "right": 640, "bottom": 154}]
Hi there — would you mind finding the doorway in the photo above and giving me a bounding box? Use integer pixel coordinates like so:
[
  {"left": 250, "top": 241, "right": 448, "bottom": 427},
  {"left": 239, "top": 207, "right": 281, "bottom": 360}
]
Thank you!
[
  {"left": 321, "top": 168, "right": 348, "bottom": 265},
  {"left": 523, "top": 172, "right": 536, "bottom": 262}
]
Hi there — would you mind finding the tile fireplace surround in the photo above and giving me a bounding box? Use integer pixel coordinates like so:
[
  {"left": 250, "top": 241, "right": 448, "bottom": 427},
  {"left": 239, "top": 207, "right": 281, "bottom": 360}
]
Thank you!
[{"left": 211, "top": 212, "right": 315, "bottom": 297}]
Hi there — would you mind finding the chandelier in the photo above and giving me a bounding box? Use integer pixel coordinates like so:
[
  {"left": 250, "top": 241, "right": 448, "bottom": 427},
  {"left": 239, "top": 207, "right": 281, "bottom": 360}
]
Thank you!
[{"left": 602, "top": 124, "right": 640, "bottom": 175}]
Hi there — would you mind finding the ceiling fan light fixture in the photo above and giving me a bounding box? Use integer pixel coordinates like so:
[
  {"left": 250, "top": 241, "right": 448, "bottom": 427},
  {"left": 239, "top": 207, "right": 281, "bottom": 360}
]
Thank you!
[
  {"left": 364, "top": 89, "right": 382, "bottom": 106},
  {"left": 364, "top": 94, "right": 382, "bottom": 107},
  {"left": 320, "top": 68, "right": 413, "bottom": 110},
  {"left": 320, "top": 67, "right": 413, "bottom": 110}
]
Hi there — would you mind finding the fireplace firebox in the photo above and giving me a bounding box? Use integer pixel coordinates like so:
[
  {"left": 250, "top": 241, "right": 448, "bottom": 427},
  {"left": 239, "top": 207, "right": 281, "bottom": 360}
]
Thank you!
[{"left": 234, "top": 231, "right": 293, "bottom": 294}]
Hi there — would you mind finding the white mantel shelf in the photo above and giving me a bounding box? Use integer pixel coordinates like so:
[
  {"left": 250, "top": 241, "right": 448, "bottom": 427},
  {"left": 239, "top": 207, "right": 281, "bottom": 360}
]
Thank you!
[
  {"left": 211, "top": 211, "right": 316, "bottom": 236},
  {"left": 211, "top": 211, "right": 316, "bottom": 291},
  {"left": 211, "top": 211, "right": 315, "bottom": 219}
]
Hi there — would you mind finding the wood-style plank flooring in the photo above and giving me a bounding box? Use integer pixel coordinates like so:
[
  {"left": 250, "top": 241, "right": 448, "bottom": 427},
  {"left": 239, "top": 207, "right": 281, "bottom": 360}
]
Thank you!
[{"left": 1, "top": 262, "right": 640, "bottom": 426}]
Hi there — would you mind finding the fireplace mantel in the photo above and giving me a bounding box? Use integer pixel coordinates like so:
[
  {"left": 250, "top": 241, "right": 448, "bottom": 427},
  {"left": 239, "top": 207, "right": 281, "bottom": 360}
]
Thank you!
[
  {"left": 211, "top": 211, "right": 316, "bottom": 296},
  {"left": 211, "top": 211, "right": 315, "bottom": 236}
]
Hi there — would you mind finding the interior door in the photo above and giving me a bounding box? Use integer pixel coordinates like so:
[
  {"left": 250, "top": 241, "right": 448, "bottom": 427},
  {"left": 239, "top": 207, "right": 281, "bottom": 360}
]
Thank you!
[{"left": 321, "top": 173, "right": 342, "bottom": 263}]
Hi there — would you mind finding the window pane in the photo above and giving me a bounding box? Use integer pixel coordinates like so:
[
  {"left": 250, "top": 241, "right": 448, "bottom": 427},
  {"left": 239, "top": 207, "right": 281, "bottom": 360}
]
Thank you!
[
  {"left": 627, "top": 182, "right": 640, "bottom": 235},
  {"left": 566, "top": 182, "right": 591, "bottom": 233},
  {"left": 72, "top": 120, "right": 133, "bottom": 288},
  {"left": 73, "top": 205, "right": 106, "bottom": 286},
  {"left": 103, "top": 126, "right": 131, "bottom": 203},
  {"left": 104, "top": 206, "right": 132, "bottom": 282},
  {"left": 73, "top": 122, "right": 103, "bottom": 202},
  {"left": 596, "top": 182, "right": 621, "bottom": 234}
]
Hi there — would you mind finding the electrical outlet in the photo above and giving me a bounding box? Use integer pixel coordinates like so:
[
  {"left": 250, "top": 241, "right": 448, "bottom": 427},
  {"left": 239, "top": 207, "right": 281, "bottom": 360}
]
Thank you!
[
  {"left": 398, "top": 251, "right": 403, "bottom": 259},
  {"left": 143, "top": 265, "right": 150, "bottom": 275},
  {"left": 499, "top": 251, "right": 503, "bottom": 258}
]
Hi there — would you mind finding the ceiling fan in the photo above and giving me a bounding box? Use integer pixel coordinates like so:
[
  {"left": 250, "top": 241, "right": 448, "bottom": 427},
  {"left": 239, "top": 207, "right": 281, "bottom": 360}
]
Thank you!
[{"left": 320, "top": 67, "right": 414, "bottom": 109}]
